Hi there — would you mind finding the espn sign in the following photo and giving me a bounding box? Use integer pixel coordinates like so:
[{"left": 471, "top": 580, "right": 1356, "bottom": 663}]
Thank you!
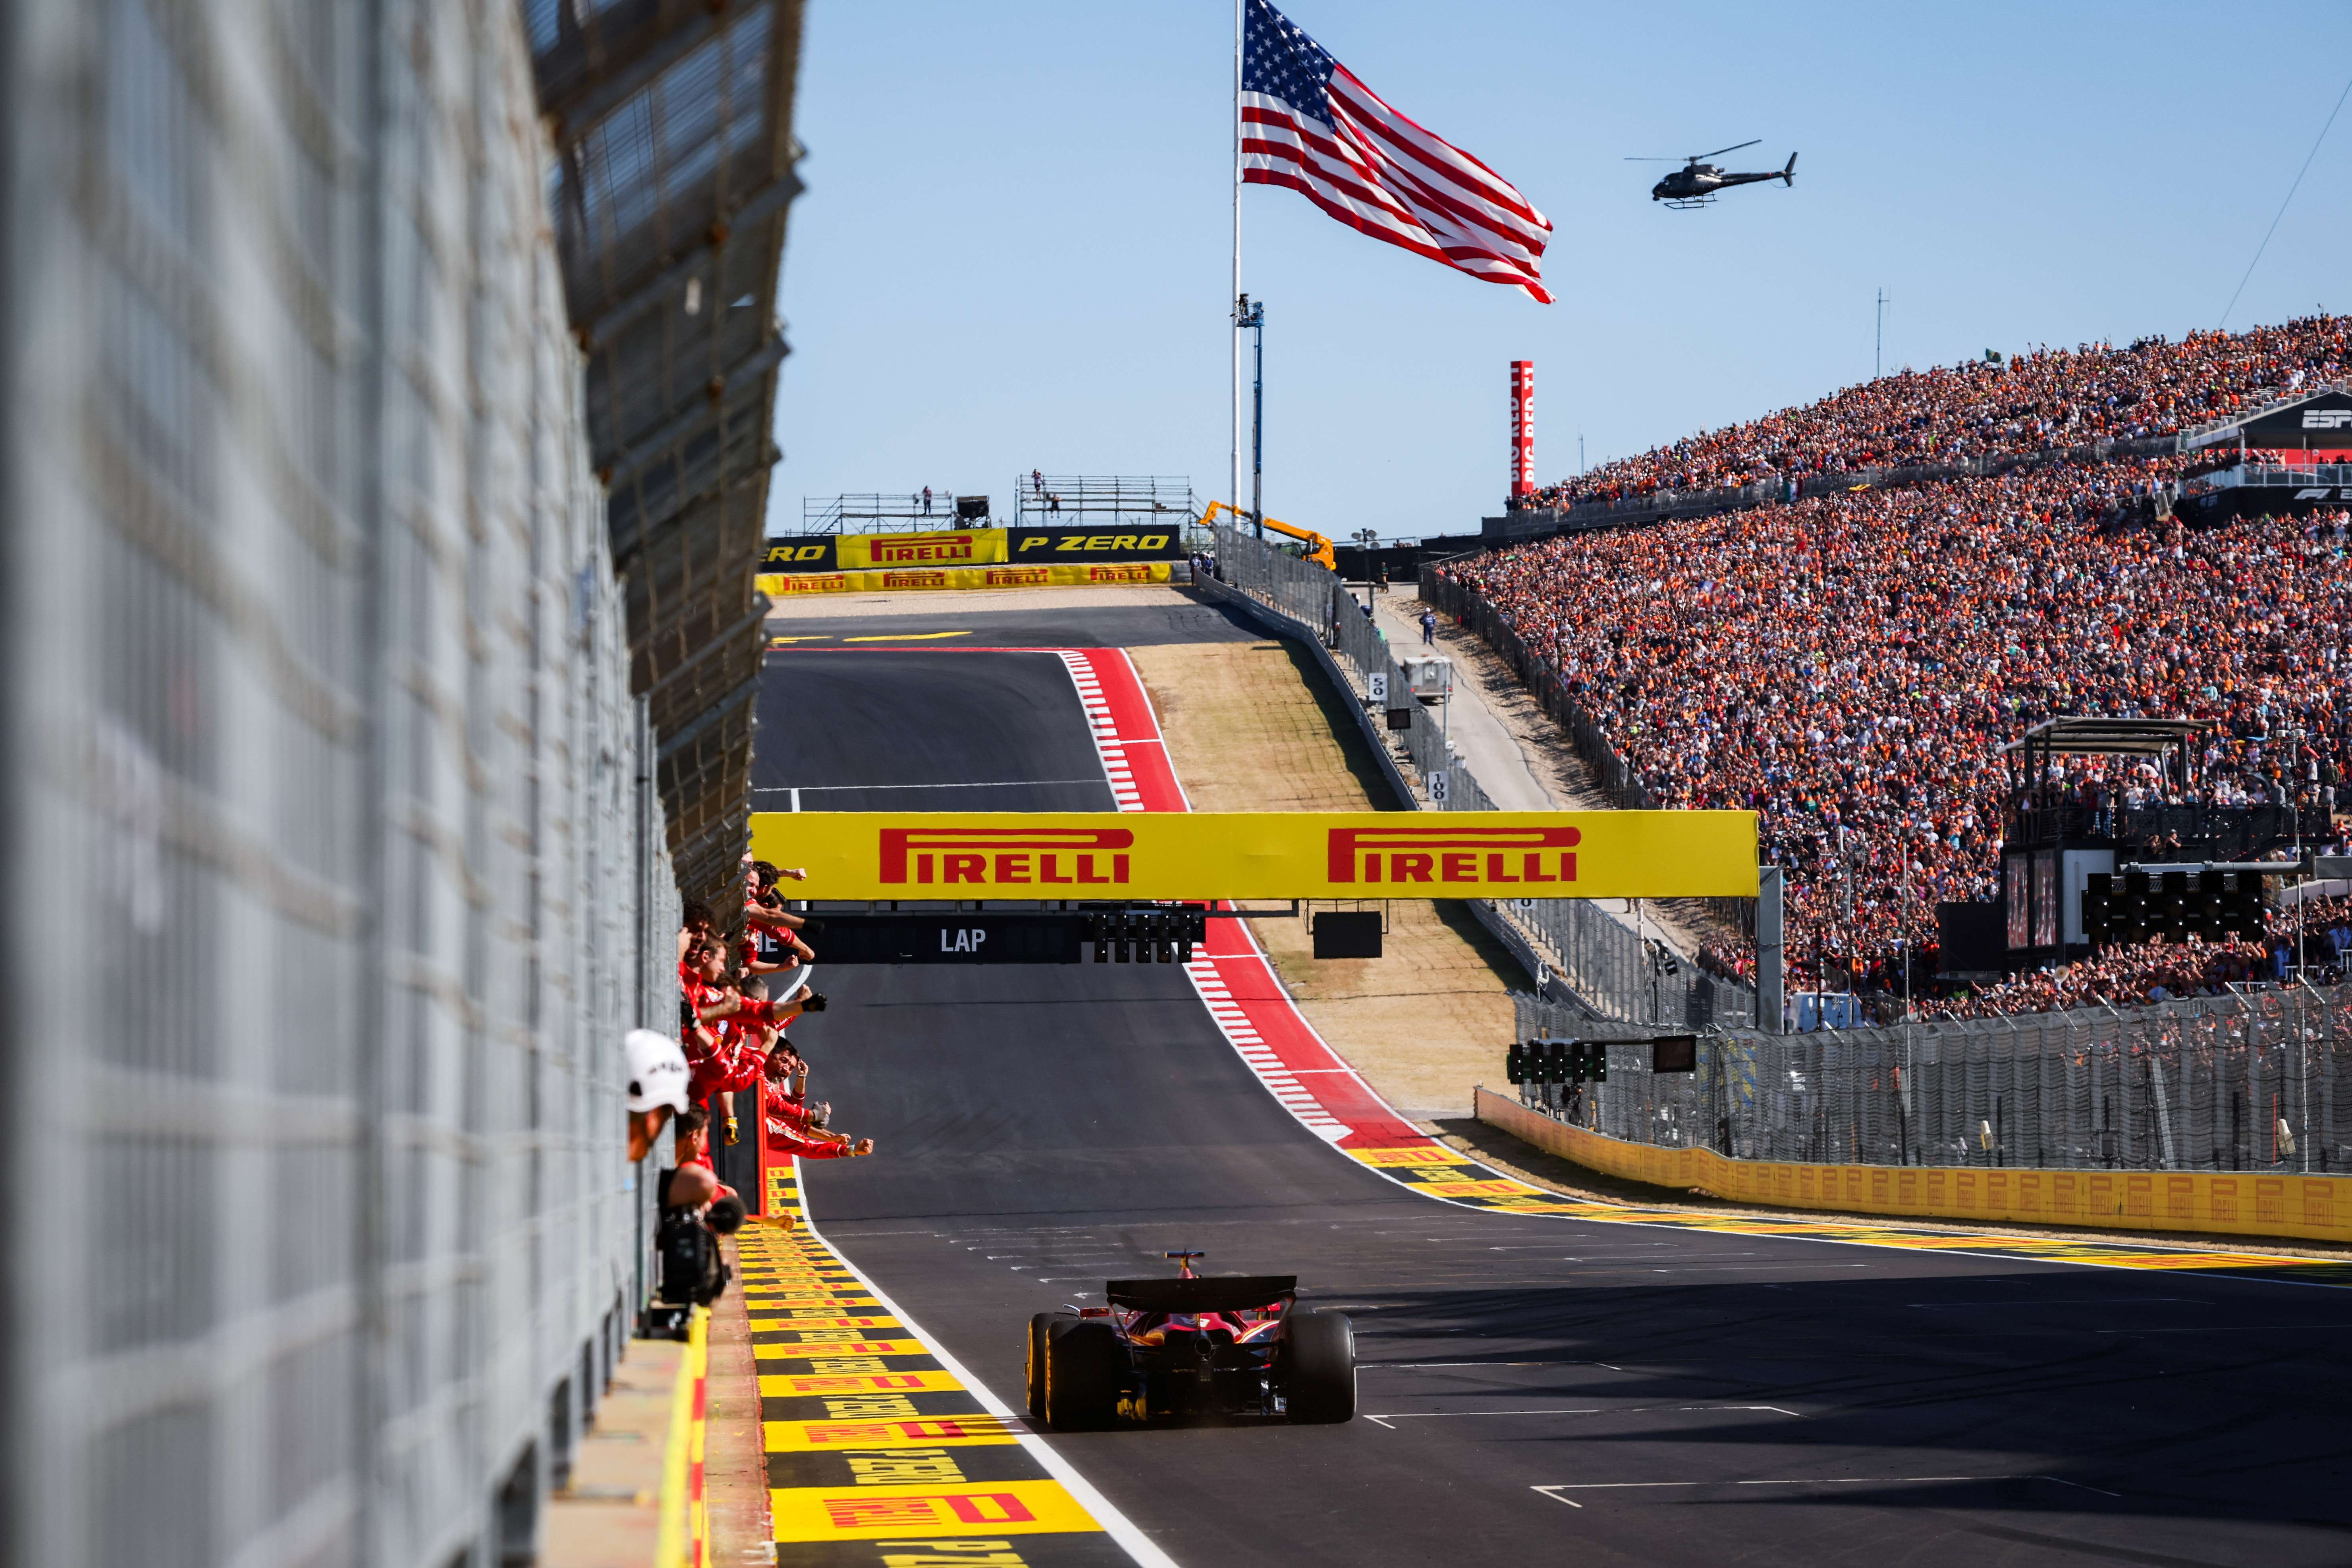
[
  {"left": 1330, "top": 823, "right": 1580, "bottom": 885},
  {"left": 755, "top": 811, "right": 1758, "bottom": 900},
  {"left": 2303, "top": 409, "right": 2352, "bottom": 431}
]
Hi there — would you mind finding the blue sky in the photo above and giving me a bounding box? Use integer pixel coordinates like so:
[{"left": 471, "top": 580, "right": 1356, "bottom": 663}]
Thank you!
[{"left": 768, "top": 1, "right": 2352, "bottom": 541}]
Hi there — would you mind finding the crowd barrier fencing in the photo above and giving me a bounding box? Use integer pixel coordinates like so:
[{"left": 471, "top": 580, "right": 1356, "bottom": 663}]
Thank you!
[
  {"left": 1512, "top": 983, "right": 2352, "bottom": 1177},
  {"left": 1208, "top": 527, "right": 1754, "bottom": 1027},
  {"left": 1477, "top": 1088, "right": 2352, "bottom": 1244}
]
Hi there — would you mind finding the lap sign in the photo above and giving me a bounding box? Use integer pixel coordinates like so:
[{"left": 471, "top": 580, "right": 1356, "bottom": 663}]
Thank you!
[{"left": 750, "top": 811, "right": 1758, "bottom": 901}]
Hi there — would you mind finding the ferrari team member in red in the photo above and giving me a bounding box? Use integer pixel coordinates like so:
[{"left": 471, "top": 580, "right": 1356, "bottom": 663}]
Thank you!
[{"left": 760, "top": 1049, "right": 871, "bottom": 1158}]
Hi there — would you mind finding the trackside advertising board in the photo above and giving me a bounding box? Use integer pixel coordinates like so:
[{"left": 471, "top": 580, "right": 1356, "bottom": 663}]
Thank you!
[
  {"left": 762, "top": 526, "right": 1185, "bottom": 574},
  {"left": 759, "top": 561, "right": 1172, "bottom": 598},
  {"left": 749, "top": 811, "right": 1758, "bottom": 901}
]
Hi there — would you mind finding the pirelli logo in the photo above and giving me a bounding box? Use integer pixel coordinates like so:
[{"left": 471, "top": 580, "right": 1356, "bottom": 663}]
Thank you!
[
  {"left": 869, "top": 532, "right": 981, "bottom": 564},
  {"left": 880, "top": 826, "right": 1134, "bottom": 886},
  {"left": 1328, "top": 824, "right": 1581, "bottom": 885}
]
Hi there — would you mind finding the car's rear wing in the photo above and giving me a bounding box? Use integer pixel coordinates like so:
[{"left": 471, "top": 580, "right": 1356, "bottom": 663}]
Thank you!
[{"left": 1104, "top": 1275, "right": 1298, "bottom": 1314}]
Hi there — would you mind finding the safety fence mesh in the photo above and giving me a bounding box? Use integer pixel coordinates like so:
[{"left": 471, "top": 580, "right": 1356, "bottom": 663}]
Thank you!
[
  {"left": 1513, "top": 986, "right": 2352, "bottom": 1172},
  {"left": 2, "top": 2, "right": 701, "bottom": 1564}
]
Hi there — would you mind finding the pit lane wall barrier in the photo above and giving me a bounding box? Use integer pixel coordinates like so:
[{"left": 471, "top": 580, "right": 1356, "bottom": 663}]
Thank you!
[
  {"left": 653, "top": 1308, "right": 710, "bottom": 1568},
  {"left": 1477, "top": 1087, "right": 2352, "bottom": 1244}
]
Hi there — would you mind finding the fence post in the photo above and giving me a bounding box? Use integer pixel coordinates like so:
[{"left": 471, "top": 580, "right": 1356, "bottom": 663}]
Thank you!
[{"left": 1757, "top": 867, "right": 1784, "bottom": 1034}]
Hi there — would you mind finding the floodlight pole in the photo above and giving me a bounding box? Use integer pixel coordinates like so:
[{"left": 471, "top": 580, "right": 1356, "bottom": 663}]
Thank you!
[
  {"left": 1239, "top": 295, "right": 1267, "bottom": 539},
  {"left": 1875, "top": 289, "right": 1889, "bottom": 378}
]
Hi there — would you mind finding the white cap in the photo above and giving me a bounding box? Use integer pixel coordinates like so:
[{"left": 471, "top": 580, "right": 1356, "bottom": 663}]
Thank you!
[{"left": 624, "top": 1029, "right": 691, "bottom": 1113}]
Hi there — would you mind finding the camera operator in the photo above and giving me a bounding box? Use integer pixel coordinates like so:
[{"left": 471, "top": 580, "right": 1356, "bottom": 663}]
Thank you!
[
  {"left": 624, "top": 1027, "right": 691, "bottom": 1163},
  {"left": 652, "top": 1109, "right": 744, "bottom": 1318}
]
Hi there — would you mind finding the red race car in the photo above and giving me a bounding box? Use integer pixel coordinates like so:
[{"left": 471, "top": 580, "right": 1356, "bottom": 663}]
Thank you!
[{"left": 1025, "top": 1252, "right": 1356, "bottom": 1428}]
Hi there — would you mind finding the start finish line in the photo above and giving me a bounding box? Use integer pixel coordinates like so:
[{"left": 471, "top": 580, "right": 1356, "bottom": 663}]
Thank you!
[{"left": 747, "top": 812, "right": 1758, "bottom": 902}]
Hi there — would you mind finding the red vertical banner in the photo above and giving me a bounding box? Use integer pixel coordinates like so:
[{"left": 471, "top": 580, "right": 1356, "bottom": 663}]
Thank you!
[{"left": 1509, "top": 360, "right": 1535, "bottom": 499}]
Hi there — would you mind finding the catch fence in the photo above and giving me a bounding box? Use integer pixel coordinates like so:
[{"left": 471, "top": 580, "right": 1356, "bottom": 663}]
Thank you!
[
  {"left": 1210, "top": 527, "right": 1754, "bottom": 1028},
  {"left": 2, "top": 3, "right": 725, "bottom": 1567},
  {"left": 1513, "top": 986, "right": 2352, "bottom": 1173}
]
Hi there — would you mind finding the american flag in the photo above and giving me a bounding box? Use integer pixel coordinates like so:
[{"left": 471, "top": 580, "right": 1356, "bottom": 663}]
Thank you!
[{"left": 1241, "top": 0, "right": 1553, "bottom": 303}]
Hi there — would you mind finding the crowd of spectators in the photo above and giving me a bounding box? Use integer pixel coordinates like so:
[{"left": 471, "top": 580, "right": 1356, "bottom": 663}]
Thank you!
[
  {"left": 1440, "top": 328, "right": 2352, "bottom": 1020},
  {"left": 1515, "top": 315, "right": 2348, "bottom": 510}
]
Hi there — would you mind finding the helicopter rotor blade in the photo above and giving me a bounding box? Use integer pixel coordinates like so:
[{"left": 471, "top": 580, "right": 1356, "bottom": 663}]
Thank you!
[
  {"left": 1694, "top": 138, "right": 1762, "bottom": 161},
  {"left": 1622, "top": 156, "right": 1681, "bottom": 162}
]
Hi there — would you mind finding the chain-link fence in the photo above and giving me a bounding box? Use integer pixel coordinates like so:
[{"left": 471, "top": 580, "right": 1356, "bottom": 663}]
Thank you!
[
  {"left": 2, "top": 2, "right": 701, "bottom": 1565},
  {"left": 1208, "top": 526, "right": 1754, "bottom": 1028},
  {"left": 1513, "top": 986, "right": 2352, "bottom": 1173}
]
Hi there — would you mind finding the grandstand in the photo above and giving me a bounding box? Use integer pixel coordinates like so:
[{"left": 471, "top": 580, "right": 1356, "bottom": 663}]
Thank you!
[{"left": 1432, "top": 315, "right": 2352, "bottom": 1022}]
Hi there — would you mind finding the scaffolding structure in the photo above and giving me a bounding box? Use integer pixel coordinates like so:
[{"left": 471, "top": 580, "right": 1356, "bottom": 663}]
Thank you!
[
  {"left": 793, "top": 477, "right": 1197, "bottom": 534},
  {"left": 1015, "top": 475, "right": 1196, "bottom": 526},
  {"left": 801, "top": 493, "right": 993, "bottom": 532}
]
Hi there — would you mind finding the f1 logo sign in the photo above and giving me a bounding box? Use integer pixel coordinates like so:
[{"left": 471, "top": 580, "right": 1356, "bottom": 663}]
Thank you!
[
  {"left": 2302, "top": 409, "right": 2352, "bottom": 430},
  {"left": 1327, "top": 823, "right": 1582, "bottom": 885}
]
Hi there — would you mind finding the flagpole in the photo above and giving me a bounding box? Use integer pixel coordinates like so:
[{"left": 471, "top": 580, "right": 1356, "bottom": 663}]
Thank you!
[{"left": 1231, "top": 0, "right": 1243, "bottom": 522}]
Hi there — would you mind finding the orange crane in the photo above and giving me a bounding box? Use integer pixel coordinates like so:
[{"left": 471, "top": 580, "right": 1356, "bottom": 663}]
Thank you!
[{"left": 1199, "top": 501, "right": 1336, "bottom": 572}]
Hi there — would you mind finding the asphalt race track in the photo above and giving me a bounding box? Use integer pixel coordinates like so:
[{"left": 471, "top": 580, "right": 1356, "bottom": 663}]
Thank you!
[{"left": 764, "top": 600, "right": 2352, "bottom": 1568}]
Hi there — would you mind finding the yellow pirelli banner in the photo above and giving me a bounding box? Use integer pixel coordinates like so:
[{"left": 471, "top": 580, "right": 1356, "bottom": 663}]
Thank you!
[
  {"left": 759, "top": 561, "right": 1172, "bottom": 598},
  {"left": 749, "top": 812, "right": 1758, "bottom": 901}
]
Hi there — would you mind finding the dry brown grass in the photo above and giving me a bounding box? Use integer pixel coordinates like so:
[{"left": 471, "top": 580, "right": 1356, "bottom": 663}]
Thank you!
[{"left": 1130, "top": 640, "right": 1519, "bottom": 1116}]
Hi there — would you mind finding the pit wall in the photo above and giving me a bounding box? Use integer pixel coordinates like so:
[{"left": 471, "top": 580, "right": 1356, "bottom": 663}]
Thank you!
[{"left": 1476, "top": 1087, "right": 2352, "bottom": 1245}]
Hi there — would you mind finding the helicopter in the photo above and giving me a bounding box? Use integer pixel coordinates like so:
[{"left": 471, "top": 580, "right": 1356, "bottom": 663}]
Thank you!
[{"left": 1626, "top": 139, "right": 1796, "bottom": 209}]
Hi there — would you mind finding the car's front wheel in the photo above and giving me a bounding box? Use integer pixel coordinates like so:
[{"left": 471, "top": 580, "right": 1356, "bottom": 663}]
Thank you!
[
  {"left": 1044, "top": 1321, "right": 1123, "bottom": 1431},
  {"left": 1284, "top": 1310, "right": 1356, "bottom": 1423}
]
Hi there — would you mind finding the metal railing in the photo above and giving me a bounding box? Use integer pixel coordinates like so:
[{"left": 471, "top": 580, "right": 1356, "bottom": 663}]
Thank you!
[
  {"left": 801, "top": 494, "right": 991, "bottom": 532},
  {"left": 1210, "top": 527, "right": 1754, "bottom": 1028},
  {"left": 1011, "top": 475, "right": 1195, "bottom": 526},
  {"left": 1418, "top": 568, "right": 1656, "bottom": 810},
  {"left": 1515, "top": 985, "right": 2352, "bottom": 1173},
  {"left": 1494, "top": 433, "right": 2185, "bottom": 540},
  {"left": 2009, "top": 803, "right": 2321, "bottom": 857}
]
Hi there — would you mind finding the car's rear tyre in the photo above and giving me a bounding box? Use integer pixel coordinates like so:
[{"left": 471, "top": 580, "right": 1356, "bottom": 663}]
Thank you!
[
  {"left": 1025, "top": 1314, "right": 1057, "bottom": 1418},
  {"left": 1044, "top": 1321, "right": 1123, "bottom": 1431},
  {"left": 1285, "top": 1310, "right": 1356, "bottom": 1424}
]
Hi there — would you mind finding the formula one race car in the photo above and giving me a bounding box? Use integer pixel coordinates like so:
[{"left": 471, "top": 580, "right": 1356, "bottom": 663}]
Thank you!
[{"left": 1025, "top": 1252, "right": 1355, "bottom": 1429}]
